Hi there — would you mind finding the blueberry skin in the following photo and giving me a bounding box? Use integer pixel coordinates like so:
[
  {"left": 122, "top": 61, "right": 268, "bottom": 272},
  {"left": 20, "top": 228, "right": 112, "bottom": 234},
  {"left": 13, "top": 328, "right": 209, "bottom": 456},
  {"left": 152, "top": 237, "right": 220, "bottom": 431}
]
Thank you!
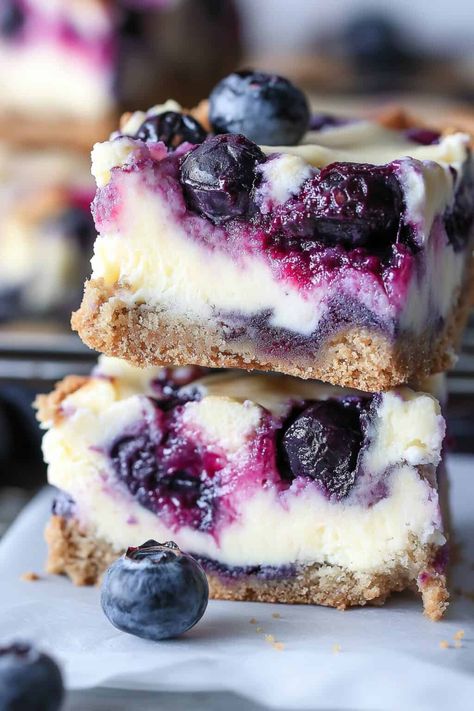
[
  {"left": 180, "top": 133, "right": 265, "bottom": 224},
  {"left": 280, "top": 400, "right": 363, "bottom": 499},
  {"left": 0, "top": 643, "right": 64, "bottom": 711},
  {"left": 209, "top": 71, "right": 310, "bottom": 146},
  {"left": 101, "top": 541, "right": 209, "bottom": 641},
  {"left": 134, "top": 111, "right": 207, "bottom": 150}
]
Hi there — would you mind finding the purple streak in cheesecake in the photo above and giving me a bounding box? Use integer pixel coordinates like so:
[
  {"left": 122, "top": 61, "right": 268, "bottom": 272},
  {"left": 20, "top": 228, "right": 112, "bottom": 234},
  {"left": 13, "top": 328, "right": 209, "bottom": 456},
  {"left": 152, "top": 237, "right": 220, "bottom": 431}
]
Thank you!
[
  {"left": 103, "top": 380, "right": 400, "bottom": 539},
  {"left": 192, "top": 556, "right": 298, "bottom": 581}
]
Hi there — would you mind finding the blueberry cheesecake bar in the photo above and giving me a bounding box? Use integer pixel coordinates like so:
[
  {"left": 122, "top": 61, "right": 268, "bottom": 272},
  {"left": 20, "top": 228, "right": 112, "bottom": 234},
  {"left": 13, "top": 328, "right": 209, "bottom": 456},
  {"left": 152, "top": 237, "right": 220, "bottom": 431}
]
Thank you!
[
  {"left": 0, "top": 147, "right": 95, "bottom": 320},
  {"left": 37, "top": 357, "right": 449, "bottom": 619},
  {"left": 73, "top": 72, "right": 474, "bottom": 390},
  {"left": 0, "top": 0, "right": 240, "bottom": 148}
]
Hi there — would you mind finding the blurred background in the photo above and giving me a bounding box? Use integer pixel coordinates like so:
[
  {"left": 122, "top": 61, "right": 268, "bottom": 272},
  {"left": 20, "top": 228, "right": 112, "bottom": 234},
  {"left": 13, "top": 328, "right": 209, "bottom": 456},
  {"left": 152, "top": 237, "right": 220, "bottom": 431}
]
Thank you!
[{"left": 0, "top": 0, "right": 473, "bottom": 532}]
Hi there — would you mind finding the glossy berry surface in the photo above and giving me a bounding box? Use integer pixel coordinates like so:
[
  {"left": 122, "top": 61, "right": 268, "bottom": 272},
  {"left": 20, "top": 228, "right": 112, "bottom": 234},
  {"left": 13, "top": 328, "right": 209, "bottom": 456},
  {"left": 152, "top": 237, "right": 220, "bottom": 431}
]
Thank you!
[
  {"left": 101, "top": 540, "right": 209, "bottom": 641},
  {"left": 280, "top": 400, "right": 364, "bottom": 499},
  {"left": 0, "top": 642, "right": 64, "bottom": 711},
  {"left": 134, "top": 111, "right": 207, "bottom": 149},
  {"left": 281, "top": 162, "right": 404, "bottom": 250},
  {"left": 209, "top": 70, "right": 310, "bottom": 145},
  {"left": 0, "top": 1, "right": 24, "bottom": 38},
  {"left": 180, "top": 134, "right": 265, "bottom": 224}
]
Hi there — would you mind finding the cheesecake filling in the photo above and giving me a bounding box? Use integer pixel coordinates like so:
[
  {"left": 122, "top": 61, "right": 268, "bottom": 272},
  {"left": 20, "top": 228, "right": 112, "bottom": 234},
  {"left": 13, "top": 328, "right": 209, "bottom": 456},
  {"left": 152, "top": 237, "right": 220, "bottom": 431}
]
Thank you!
[
  {"left": 41, "top": 359, "right": 446, "bottom": 574},
  {"left": 89, "top": 120, "right": 472, "bottom": 343}
]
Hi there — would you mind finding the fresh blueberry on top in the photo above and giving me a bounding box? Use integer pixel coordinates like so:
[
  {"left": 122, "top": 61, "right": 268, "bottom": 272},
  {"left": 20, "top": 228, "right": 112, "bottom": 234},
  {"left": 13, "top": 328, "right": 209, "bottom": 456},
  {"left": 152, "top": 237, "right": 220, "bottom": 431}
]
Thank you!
[
  {"left": 0, "top": 1, "right": 25, "bottom": 38},
  {"left": 134, "top": 111, "right": 207, "bottom": 150},
  {"left": 280, "top": 400, "right": 363, "bottom": 499},
  {"left": 101, "top": 540, "right": 209, "bottom": 641},
  {"left": 0, "top": 642, "right": 64, "bottom": 711},
  {"left": 209, "top": 70, "right": 310, "bottom": 145},
  {"left": 300, "top": 162, "right": 403, "bottom": 249},
  {"left": 180, "top": 133, "right": 265, "bottom": 224}
]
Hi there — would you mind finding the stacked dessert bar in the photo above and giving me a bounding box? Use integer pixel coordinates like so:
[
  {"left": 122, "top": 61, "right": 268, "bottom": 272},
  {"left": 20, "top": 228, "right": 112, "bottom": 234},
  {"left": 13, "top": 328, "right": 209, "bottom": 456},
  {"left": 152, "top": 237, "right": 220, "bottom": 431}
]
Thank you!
[{"left": 37, "top": 71, "right": 474, "bottom": 620}]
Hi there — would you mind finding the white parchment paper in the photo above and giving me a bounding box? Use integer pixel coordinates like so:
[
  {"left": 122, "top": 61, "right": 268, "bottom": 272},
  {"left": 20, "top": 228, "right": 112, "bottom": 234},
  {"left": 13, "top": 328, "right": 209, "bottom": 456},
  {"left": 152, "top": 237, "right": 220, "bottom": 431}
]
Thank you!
[{"left": 1, "top": 454, "right": 473, "bottom": 710}]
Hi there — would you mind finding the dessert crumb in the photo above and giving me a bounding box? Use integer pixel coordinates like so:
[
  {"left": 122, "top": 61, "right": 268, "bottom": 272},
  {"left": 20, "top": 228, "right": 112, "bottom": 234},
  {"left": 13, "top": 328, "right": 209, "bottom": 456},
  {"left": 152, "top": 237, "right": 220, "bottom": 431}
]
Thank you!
[
  {"left": 256, "top": 627, "right": 263, "bottom": 633},
  {"left": 454, "top": 629, "right": 465, "bottom": 641},
  {"left": 265, "top": 634, "right": 275, "bottom": 644},
  {"left": 272, "top": 642, "right": 285, "bottom": 651},
  {"left": 249, "top": 618, "right": 257, "bottom": 624},
  {"left": 454, "top": 640, "right": 463, "bottom": 649},
  {"left": 332, "top": 644, "right": 341, "bottom": 654},
  {"left": 20, "top": 571, "right": 41, "bottom": 582},
  {"left": 272, "top": 612, "right": 281, "bottom": 619},
  {"left": 439, "top": 640, "right": 450, "bottom": 650}
]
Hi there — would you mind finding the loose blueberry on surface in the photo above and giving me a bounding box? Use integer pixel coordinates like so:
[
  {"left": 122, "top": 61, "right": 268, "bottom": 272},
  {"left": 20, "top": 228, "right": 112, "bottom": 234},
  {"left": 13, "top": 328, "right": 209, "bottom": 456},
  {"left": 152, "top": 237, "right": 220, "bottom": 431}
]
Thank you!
[
  {"left": 180, "top": 133, "right": 265, "bottom": 224},
  {"left": 279, "top": 400, "right": 363, "bottom": 499},
  {"left": 101, "top": 540, "right": 209, "bottom": 641},
  {"left": 294, "top": 162, "right": 403, "bottom": 249},
  {"left": 0, "top": 1, "right": 25, "bottom": 38},
  {"left": 209, "top": 70, "right": 310, "bottom": 145},
  {"left": 134, "top": 111, "right": 207, "bottom": 149},
  {"left": 0, "top": 642, "right": 64, "bottom": 711}
]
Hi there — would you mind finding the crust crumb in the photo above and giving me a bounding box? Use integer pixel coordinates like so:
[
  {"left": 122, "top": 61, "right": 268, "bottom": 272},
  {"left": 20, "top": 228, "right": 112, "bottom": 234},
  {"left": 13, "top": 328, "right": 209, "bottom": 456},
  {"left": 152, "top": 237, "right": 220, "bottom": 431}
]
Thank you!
[
  {"left": 272, "top": 642, "right": 285, "bottom": 651},
  {"left": 35, "top": 375, "right": 89, "bottom": 426},
  {"left": 454, "top": 629, "right": 465, "bottom": 640},
  {"left": 20, "top": 571, "right": 41, "bottom": 582},
  {"left": 272, "top": 612, "right": 281, "bottom": 619},
  {"left": 439, "top": 640, "right": 450, "bottom": 649},
  {"left": 249, "top": 617, "right": 257, "bottom": 624}
]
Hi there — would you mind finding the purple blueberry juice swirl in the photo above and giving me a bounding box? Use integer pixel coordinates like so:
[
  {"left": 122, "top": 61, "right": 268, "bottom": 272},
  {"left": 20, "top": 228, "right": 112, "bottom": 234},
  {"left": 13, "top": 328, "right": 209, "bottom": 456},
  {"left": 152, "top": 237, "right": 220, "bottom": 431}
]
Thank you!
[{"left": 107, "top": 385, "right": 374, "bottom": 537}]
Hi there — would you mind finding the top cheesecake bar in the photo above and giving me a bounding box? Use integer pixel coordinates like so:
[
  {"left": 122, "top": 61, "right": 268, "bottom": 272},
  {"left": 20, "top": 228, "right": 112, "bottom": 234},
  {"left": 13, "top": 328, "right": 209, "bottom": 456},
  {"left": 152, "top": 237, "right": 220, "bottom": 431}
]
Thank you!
[{"left": 73, "top": 72, "right": 474, "bottom": 390}]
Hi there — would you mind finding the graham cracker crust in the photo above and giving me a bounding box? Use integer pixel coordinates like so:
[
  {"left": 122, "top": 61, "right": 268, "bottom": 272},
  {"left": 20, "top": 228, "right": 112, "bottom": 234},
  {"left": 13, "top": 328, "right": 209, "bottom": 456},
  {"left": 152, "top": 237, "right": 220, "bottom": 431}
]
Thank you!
[
  {"left": 45, "top": 515, "right": 449, "bottom": 620},
  {"left": 72, "top": 255, "right": 474, "bottom": 391}
]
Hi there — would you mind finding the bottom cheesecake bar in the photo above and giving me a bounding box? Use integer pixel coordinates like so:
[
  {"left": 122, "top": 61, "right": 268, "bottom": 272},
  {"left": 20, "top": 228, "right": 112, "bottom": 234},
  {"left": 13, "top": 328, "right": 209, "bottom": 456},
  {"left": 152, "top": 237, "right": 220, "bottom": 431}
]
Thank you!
[{"left": 37, "top": 358, "right": 449, "bottom": 619}]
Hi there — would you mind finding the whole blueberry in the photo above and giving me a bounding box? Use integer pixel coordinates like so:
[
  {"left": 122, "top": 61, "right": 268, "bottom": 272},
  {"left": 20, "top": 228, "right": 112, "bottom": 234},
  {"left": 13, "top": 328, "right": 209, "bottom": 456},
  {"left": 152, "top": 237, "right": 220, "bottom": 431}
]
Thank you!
[
  {"left": 302, "top": 162, "right": 403, "bottom": 249},
  {"left": 180, "top": 133, "right": 265, "bottom": 224},
  {"left": 209, "top": 71, "right": 310, "bottom": 145},
  {"left": 101, "top": 540, "right": 209, "bottom": 641},
  {"left": 134, "top": 111, "right": 207, "bottom": 150},
  {"left": 280, "top": 400, "right": 363, "bottom": 499},
  {"left": 0, "top": 642, "right": 64, "bottom": 711},
  {"left": 0, "top": 1, "right": 25, "bottom": 38}
]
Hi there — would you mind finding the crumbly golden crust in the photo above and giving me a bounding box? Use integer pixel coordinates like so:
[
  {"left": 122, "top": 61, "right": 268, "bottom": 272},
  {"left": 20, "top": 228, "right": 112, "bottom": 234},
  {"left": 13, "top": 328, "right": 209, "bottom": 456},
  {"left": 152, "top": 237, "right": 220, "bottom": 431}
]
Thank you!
[
  {"left": 45, "top": 515, "right": 448, "bottom": 620},
  {"left": 35, "top": 375, "right": 89, "bottom": 426},
  {"left": 72, "top": 257, "right": 474, "bottom": 391}
]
